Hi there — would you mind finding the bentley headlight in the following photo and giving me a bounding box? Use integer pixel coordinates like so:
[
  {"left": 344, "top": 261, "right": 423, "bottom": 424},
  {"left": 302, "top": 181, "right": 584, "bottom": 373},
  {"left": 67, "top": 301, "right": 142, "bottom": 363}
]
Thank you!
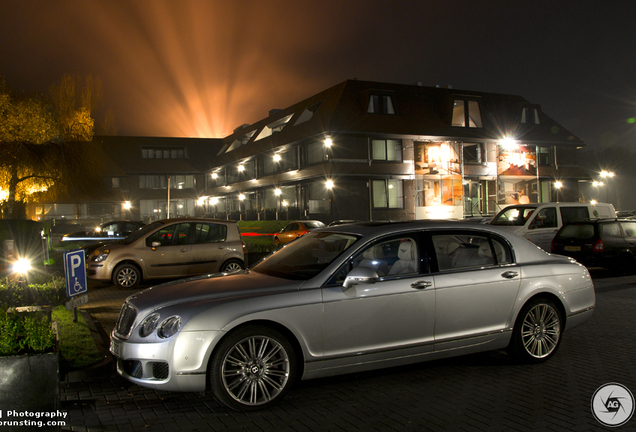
[
  {"left": 158, "top": 316, "right": 181, "bottom": 339},
  {"left": 139, "top": 313, "right": 160, "bottom": 338},
  {"left": 92, "top": 249, "right": 110, "bottom": 262}
]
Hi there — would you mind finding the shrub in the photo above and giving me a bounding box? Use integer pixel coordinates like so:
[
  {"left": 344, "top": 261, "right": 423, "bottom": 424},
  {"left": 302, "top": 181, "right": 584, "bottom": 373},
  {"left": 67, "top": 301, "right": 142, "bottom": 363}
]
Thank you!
[
  {"left": 0, "top": 277, "right": 66, "bottom": 307},
  {"left": 0, "top": 309, "right": 56, "bottom": 355}
]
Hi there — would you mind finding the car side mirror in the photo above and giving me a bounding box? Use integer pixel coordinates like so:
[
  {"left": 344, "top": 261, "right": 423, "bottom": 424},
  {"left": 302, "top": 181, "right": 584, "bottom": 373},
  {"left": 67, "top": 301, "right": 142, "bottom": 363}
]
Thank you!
[
  {"left": 151, "top": 241, "right": 161, "bottom": 251},
  {"left": 343, "top": 266, "right": 378, "bottom": 289}
]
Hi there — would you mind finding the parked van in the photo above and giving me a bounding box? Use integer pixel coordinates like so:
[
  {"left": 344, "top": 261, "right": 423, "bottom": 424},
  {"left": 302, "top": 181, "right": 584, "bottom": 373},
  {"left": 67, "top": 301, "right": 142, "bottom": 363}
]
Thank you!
[{"left": 490, "top": 202, "right": 616, "bottom": 250}]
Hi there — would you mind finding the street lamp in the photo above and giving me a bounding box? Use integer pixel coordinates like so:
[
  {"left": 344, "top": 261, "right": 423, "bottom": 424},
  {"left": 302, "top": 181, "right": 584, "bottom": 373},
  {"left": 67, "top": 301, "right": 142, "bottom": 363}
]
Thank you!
[
  {"left": 554, "top": 181, "right": 562, "bottom": 202},
  {"left": 600, "top": 171, "right": 614, "bottom": 205}
]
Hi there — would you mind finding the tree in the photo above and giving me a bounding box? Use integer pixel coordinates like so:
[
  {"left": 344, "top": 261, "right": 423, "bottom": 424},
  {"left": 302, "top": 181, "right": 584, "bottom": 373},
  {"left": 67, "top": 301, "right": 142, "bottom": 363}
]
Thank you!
[{"left": 0, "top": 74, "right": 104, "bottom": 219}]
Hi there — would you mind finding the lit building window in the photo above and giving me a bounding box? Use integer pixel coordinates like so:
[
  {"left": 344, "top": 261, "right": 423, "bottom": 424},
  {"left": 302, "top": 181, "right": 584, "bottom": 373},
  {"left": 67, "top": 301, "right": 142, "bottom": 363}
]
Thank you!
[{"left": 452, "top": 99, "right": 482, "bottom": 128}]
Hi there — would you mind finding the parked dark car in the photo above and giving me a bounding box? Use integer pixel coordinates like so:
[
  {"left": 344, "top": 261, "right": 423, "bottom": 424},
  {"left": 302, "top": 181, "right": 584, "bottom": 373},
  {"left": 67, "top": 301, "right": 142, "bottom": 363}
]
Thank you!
[{"left": 551, "top": 218, "right": 636, "bottom": 271}]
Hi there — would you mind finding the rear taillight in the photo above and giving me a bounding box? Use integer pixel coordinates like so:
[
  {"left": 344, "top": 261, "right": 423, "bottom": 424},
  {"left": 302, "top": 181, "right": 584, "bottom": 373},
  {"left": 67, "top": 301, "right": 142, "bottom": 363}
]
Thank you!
[
  {"left": 299, "top": 230, "right": 309, "bottom": 236},
  {"left": 593, "top": 239, "right": 604, "bottom": 252}
]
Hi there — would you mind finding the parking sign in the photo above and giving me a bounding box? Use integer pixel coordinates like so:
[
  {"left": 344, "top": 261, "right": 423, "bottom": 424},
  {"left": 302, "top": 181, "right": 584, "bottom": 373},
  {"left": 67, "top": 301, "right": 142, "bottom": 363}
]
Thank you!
[{"left": 64, "top": 250, "right": 88, "bottom": 297}]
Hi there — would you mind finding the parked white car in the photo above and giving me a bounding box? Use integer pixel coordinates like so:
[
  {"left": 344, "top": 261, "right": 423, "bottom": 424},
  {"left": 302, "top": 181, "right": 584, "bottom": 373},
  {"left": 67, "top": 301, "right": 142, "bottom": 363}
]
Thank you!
[{"left": 490, "top": 202, "right": 616, "bottom": 250}]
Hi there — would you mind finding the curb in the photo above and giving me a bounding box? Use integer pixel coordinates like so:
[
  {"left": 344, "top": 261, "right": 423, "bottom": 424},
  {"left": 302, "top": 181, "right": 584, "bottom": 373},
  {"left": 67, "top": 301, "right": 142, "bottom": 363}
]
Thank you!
[{"left": 62, "top": 310, "right": 116, "bottom": 383}]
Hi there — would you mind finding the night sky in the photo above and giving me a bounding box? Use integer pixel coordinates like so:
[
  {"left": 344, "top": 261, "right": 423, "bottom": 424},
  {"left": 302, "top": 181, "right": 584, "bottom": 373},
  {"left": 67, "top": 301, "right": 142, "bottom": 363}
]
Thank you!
[{"left": 1, "top": 0, "right": 635, "bottom": 147}]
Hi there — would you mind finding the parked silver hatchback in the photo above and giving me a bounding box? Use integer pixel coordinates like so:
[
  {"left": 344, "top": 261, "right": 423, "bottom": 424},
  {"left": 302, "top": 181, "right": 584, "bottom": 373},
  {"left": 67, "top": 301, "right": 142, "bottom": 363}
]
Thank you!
[{"left": 87, "top": 218, "right": 245, "bottom": 288}]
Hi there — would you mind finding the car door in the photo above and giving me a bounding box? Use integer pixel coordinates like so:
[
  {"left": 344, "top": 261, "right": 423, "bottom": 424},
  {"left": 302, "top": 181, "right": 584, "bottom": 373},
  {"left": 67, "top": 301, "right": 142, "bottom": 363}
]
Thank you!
[
  {"left": 189, "top": 222, "right": 229, "bottom": 274},
  {"left": 524, "top": 206, "right": 559, "bottom": 250},
  {"left": 140, "top": 222, "right": 192, "bottom": 278},
  {"left": 431, "top": 231, "right": 521, "bottom": 348},
  {"left": 322, "top": 234, "right": 436, "bottom": 361}
]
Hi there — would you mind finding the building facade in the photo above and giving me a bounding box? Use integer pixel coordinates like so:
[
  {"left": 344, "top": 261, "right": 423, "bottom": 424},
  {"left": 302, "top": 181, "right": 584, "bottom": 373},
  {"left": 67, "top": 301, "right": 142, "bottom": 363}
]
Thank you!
[
  {"left": 26, "top": 79, "right": 589, "bottom": 226},
  {"left": 200, "top": 80, "right": 586, "bottom": 222}
]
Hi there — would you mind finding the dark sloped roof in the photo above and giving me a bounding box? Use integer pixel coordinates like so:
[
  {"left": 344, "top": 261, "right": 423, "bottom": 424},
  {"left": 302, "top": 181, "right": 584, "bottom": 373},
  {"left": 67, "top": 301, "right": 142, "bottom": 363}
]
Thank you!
[{"left": 215, "top": 79, "right": 584, "bottom": 166}]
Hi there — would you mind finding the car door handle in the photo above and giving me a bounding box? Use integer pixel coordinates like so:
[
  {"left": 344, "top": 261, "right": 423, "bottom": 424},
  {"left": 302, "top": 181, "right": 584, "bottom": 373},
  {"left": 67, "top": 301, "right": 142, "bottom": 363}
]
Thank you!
[
  {"left": 179, "top": 248, "right": 188, "bottom": 253},
  {"left": 411, "top": 280, "right": 433, "bottom": 289},
  {"left": 501, "top": 271, "right": 518, "bottom": 279}
]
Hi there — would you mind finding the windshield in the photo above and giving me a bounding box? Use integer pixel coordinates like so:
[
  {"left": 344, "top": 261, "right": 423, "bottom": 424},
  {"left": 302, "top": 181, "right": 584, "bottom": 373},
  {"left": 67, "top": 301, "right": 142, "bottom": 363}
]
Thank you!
[
  {"left": 251, "top": 231, "right": 359, "bottom": 280},
  {"left": 491, "top": 206, "right": 538, "bottom": 226},
  {"left": 304, "top": 221, "right": 326, "bottom": 229},
  {"left": 120, "top": 221, "right": 164, "bottom": 244}
]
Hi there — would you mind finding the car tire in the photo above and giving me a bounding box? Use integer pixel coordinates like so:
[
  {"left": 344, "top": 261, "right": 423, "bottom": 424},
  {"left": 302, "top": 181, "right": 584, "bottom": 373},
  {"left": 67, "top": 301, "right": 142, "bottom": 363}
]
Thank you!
[
  {"left": 508, "top": 297, "right": 563, "bottom": 363},
  {"left": 112, "top": 263, "right": 141, "bottom": 289},
  {"left": 221, "top": 259, "right": 243, "bottom": 273},
  {"left": 209, "top": 325, "right": 297, "bottom": 411}
]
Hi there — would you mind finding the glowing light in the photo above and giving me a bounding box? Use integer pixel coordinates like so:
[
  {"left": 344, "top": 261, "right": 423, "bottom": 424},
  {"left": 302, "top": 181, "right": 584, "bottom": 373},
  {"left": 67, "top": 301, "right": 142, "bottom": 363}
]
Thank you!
[
  {"left": 593, "top": 181, "right": 604, "bottom": 187},
  {"left": 554, "top": 181, "right": 562, "bottom": 189},
  {"left": 12, "top": 258, "right": 32, "bottom": 274},
  {"left": 211, "top": 173, "right": 218, "bottom": 179},
  {"left": 237, "top": 165, "right": 245, "bottom": 172},
  {"left": 197, "top": 197, "right": 206, "bottom": 206},
  {"left": 209, "top": 197, "right": 219, "bottom": 205},
  {"left": 325, "top": 137, "right": 332, "bottom": 147},
  {"left": 326, "top": 180, "right": 334, "bottom": 189},
  {"left": 123, "top": 201, "right": 131, "bottom": 209},
  {"left": 282, "top": 200, "right": 288, "bottom": 206},
  {"left": 591, "top": 200, "right": 598, "bottom": 205},
  {"left": 499, "top": 136, "right": 518, "bottom": 149},
  {"left": 600, "top": 170, "right": 615, "bottom": 178},
  {"left": 273, "top": 154, "right": 282, "bottom": 162},
  {"left": 239, "top": 194, "right": 245, "bottom": 200},
  {"left": 275, "top": 188, "right": 281, "bottom": 196}
]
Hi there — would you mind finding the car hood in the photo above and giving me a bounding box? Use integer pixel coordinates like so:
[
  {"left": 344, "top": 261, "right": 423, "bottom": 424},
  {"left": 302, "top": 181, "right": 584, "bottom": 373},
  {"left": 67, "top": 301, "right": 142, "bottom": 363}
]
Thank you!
[{"left": 126, "top": 270, "right": 304, "bottom": 312}]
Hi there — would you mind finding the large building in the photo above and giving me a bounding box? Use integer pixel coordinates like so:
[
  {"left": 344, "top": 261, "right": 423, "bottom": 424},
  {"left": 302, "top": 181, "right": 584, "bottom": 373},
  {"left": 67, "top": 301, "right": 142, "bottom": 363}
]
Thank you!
[
  {"left": 200, "top": 79, "right": 586, "bottom": 222},
  {"left": 27, "top": 79, "right": 588, "bottom": 225}
]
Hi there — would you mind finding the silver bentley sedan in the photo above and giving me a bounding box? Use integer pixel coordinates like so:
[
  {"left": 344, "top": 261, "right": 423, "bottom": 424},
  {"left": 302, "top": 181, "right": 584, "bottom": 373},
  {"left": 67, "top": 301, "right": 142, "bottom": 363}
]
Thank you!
[{"left": 110, "top": 220, "right": 595, "bottom": 411}]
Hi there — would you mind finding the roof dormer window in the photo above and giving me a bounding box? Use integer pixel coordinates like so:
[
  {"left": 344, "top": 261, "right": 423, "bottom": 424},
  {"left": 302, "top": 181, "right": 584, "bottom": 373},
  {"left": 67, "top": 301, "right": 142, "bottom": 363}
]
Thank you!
[
  {"left": 367, "top": 95, "right": 395, "bottom": 115},
  {"left": 521, "top": 107, "right": 541, "bottom": 124},
  {"left": 452, "top": 99, "right": 482, "bottom": 128}
]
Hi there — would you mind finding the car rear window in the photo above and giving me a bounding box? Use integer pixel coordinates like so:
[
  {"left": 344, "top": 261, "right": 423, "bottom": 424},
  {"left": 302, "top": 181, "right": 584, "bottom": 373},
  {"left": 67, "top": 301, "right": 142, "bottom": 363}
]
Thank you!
[{"left": 558, "top": 224, "right": 594, "bottom": 239}]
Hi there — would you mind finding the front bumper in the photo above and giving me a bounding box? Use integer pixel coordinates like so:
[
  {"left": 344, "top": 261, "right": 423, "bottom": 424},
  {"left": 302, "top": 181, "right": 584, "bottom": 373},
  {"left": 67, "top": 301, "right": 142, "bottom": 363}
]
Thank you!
[{"left": 110, "top": 329, "right": 222, "bottom": 392}]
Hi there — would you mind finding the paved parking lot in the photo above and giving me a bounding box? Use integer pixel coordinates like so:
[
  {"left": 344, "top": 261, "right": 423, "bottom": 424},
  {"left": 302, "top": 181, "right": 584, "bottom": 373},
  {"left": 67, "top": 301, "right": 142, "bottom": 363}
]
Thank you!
[{"left": 60, "top": 273, "right": 636, "bottom": 431}]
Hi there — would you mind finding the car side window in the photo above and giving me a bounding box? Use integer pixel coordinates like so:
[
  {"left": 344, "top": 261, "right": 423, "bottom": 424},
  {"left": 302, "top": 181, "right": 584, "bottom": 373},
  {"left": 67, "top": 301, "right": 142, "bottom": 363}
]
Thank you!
[
  {"left": 329, "top": 236, "right": 422, "bottom": 285},
  {"left": 175, "top": 223, "right": 191, "bottom": 245},
  {"left": 560, "top": 207, "right": 589, "bottom": 225},
  {"left": 433, "top": 233, "right": 509, "bottom": 271},
  {"left": 531, "top": 207, "right": 557, "bottom": 228},
  {"left": 146, "top": 224, "right": 179, "bottom": 247},
  {"left": 620, "top": 222, "right": 636, "bottom": 238},
  {"left": 600, "top": 223, "right": 621, "bottom": 238},
  {"left": 194, "top": 223, "right": 227, "bottom": 244}
]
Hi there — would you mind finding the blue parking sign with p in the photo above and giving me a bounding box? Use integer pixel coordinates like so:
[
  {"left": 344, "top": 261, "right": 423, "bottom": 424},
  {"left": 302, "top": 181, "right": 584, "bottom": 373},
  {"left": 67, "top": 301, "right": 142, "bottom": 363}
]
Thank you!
[{"left": 64, "top": 250, "right": 87, "bottom": 297}]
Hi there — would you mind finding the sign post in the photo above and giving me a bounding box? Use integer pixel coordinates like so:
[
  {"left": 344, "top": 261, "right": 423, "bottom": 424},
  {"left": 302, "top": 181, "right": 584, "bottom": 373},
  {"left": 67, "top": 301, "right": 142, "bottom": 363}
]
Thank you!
[{"left": 63, "top": 250, "right": 88, "bottom": 322}]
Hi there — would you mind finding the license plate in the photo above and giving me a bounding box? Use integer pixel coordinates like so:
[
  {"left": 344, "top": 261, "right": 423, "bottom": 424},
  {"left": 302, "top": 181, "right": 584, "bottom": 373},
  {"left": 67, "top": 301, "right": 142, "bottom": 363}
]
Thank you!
[
  {"left": 564, "top": 246, "right": 581, "bottom": 252},
  {"left": 110, "top": 339, "right": 122, "bottom": 358}
]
